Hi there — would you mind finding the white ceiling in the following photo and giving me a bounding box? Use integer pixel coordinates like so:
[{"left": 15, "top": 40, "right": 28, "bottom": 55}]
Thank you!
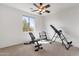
[{"left": 3, "top": 3, "right": 79, "bottom": 16}]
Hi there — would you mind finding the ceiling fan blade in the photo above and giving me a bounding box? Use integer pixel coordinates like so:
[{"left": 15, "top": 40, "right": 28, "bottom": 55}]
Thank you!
[
  {"left": 40, "top": 3, "right": 42, "bottom": 5},
  {"left": 45, "top": 10, "right": 50, "bottom": 13},
  {"left": 44, "top": 4, "right": 50, "bottom": 8},
  {"left": 33, "top": 3, "right": 39, "bottom": 8}
]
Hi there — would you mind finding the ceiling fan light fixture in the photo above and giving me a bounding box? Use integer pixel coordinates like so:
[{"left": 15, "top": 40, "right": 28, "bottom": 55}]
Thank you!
[
  {"left": 39, "top": 5, "right": 43, "bottom": 8},
  {"left": 32, "top": 3, "right": 50, "bottom": 15},
  {"left": 42, "top": 9, "right": 46, "bottom": 12},
  {"left": 38, "top": 8, "right": 42, "bottom": 12}
]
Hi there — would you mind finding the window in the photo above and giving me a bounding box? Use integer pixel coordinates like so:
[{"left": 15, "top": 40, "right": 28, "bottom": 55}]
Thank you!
[{"left": 22, "top": 16, "right": 35, "bottom": 32}]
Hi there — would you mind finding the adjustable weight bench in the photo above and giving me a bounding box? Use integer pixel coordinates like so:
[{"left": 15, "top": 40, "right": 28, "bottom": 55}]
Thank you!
[
  {"left": 50, "top": 25, "right": 72, "bottom": 50},
  {"left": 27, "top": 32, "right": 43, "bottom": 51}
]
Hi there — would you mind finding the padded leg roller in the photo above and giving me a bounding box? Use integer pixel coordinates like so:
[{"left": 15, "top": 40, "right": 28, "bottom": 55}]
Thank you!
[
  {"left": 40, "top": 47, "right": 43, "bottom": 49},
  {"left": 67, "top": 41, "right": 72, "bottom": 44},
  {"left": 34, "top": 44, "right": 42, "bottom": 48},
  {"left": 35, "top": 49, "right": 39, "bottom": 51}
]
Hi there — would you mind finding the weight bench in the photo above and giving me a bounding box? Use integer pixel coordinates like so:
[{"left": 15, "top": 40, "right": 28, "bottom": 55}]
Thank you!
[
  {"left": 26, "top": 32, "right": 43, "bottom": 51},
  {"left": 50, "top": 25, "right": 72, "bottom": 50}
]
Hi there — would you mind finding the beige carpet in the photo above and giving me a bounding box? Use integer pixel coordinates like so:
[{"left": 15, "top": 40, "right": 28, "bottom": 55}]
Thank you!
[{"left": 0, "top": 42, "right": 79, "bottom": 56}]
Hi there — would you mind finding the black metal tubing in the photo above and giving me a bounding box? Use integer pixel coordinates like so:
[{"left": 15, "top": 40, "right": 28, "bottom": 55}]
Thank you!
[{"left": 50, "top": 25, "right": 72, "bottom": 50}]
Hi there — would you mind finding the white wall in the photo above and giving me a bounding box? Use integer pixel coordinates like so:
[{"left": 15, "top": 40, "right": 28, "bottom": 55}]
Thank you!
[
  {"left": 44, "top": 5, "right": 79, "bottom": 47},
  {"left": 0, "top": 4, "right": 44, "bottom": 48},
  {"left": 57, "top": 6, "right": 79, "bottom": 47},
  {"left": 43, "top": 14, "right": 64, "bottom": 41}
]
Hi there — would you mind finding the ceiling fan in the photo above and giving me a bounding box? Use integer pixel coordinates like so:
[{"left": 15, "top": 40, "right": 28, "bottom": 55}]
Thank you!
[{"left": 31, "top": 3, "right": 50, "bottom": 15}]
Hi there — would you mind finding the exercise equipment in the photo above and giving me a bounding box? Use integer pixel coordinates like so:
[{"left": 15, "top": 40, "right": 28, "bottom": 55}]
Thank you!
[
  {"left": 50, "top": 25, "right": 72, "bottom": 50},
  {"left": 28, "top": 32, "right": 43, "bottom": 51},
  {"left": 39, "top": 31, "right": 50, "bottom": 41}
]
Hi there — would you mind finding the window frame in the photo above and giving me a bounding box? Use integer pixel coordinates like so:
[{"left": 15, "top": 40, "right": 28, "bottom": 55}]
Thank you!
[{"left": 22, "top": 15, "right": 35, "bottom": 32}]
